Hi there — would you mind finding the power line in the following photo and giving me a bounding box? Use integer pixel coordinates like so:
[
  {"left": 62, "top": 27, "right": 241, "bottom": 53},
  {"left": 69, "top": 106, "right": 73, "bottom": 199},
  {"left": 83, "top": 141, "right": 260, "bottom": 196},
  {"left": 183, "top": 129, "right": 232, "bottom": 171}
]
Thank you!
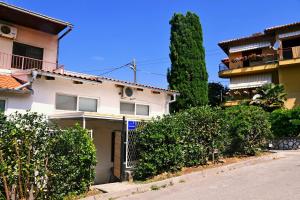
[{"left": 98, "top": 63, "right": 132, "bottom": 76}]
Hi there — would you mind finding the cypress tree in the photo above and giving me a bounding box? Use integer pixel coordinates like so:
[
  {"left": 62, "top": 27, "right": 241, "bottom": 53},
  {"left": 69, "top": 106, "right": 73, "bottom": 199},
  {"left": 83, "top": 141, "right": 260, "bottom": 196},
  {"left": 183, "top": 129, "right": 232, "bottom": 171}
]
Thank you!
[{"left": 167, "top": 12, "right": 208, "bottom": 112}]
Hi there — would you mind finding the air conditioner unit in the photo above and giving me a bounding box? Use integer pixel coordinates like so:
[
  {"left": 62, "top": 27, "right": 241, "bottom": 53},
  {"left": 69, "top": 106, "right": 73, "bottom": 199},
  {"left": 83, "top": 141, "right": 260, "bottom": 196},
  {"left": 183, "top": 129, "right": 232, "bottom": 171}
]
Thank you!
[
  {"left": 122, "top": 87, "right": 135, "bottom": 98},
  {"left": 0, "top": 24, "right": 17, "bottom": 39}
]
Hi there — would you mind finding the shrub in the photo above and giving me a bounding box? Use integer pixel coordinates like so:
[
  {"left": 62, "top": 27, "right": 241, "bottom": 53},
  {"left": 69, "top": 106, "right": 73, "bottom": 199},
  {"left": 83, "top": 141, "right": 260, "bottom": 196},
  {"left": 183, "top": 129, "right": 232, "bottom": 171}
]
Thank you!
[
  {"left": 134, "top": 106, "right": 228, "bottom": 180},
  {"left": 224, "top": 106, "right": 272, "bottom": 155},
  {"left": 0, "top": 112, "right": 97, "bottom": 200},
  {"left": 270, "top": 107, "right": 300, "bottom": 138},
  {"left": 47, "top": 124, "right": 97, "bottom": 199},
  {"left": 133, "top": 115, "right": 184, "bottom": 180},
  {"left": 179, "top": 107, "right": 229, "bottom": 166},
  {"left": 0, "top": 112, "right": 52, "bottom": 199}
]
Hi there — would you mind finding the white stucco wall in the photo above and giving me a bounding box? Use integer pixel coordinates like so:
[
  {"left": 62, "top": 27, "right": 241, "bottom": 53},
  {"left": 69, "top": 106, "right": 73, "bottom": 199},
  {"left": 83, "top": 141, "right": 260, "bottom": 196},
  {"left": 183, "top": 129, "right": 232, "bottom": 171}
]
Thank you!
[{"left": 2, "top": 75, "right": 170, "bottom": 117}]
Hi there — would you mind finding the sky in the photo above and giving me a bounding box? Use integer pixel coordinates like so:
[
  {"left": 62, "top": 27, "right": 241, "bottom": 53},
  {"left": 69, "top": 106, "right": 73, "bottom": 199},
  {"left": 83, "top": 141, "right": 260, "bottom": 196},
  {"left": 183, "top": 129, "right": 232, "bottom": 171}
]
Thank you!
[{"left": 5, "top": 0, "right": 300, "bottom": 88}]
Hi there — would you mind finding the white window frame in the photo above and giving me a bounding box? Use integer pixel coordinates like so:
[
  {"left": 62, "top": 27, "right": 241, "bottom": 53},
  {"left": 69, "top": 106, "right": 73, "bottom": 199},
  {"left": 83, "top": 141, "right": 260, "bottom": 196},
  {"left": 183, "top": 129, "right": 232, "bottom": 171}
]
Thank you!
[
  {"left": 0, "top": 98, "right": 7, "bottom": 113},
  {"left": 120, "top": 101, "right": 151, "bottom": 116},
  {"left": 55, "top": 93, "right": 100, "bottom": 112}
]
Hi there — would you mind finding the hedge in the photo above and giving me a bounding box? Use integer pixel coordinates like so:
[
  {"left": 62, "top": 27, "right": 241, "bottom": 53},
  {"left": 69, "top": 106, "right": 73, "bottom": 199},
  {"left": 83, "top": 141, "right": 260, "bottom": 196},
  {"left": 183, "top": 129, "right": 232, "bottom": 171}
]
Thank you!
[
  {"left": 134, "top": 106, "right": 228, "bottom": 180},
  {"left": 224, "top": 105, "right": 272, "bottom": 155},
  {"left": 270, "top": 107, "right": 300, "bottom": 138},
  {"left": 0, "top": 112, "right": 96, "bottom": 200},
  {"left": 134, "top": 105, "right": 272, "bottom": 180}
]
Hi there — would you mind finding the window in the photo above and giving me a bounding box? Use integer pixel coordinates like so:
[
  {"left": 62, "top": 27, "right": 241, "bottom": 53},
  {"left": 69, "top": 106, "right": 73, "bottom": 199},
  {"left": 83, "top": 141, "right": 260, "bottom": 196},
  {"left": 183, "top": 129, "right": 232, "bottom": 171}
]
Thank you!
[
  {"left": 120, "top": 102, "right": 150, "bottom": 116},
  {"left": 56, "top": 94, "right": 99, "bottom": 112},
  {"left": 0, "top": 100, "right": 6, "bottom": 112},
  {"left": 136, "top": 104, "right": 149, "bottom": 116},
  {"left": 79, "top": 97, "right": 97, "bottom": 112},
  {"left": 12, "top": 42, "right": 44, "bottom": 69},
  {"left": 56, "top": 94, "right": 77, "bottom": 111},
  {"left": 120, "top": 102, "right": 135, "bottom": 115}
]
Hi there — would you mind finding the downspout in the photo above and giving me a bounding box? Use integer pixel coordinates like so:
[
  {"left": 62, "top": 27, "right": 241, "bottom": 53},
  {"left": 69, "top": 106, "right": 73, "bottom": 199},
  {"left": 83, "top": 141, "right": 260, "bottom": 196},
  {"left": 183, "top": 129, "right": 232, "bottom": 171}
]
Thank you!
[
  {"left": 56, "top": 26, "right": 73, "bottom": 69},
  {"left": 15, "top": 71, "right": 38, "bottom": 91}
]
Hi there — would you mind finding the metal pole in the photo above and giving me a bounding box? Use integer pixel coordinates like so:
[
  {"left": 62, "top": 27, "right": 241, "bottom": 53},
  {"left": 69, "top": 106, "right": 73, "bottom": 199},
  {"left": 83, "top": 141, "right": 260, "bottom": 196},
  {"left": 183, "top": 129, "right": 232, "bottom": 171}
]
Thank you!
[
  {"left": 83, "top": 117, "right": 86, "bottom": 129},
  {"left": 133, "top": 59, "right": 136, "bottom": 83}
]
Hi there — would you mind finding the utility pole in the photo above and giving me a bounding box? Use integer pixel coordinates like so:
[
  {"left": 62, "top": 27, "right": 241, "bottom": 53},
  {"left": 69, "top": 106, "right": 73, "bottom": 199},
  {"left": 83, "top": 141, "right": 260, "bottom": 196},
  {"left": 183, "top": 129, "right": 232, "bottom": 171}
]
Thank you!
[{"left": 129, "top": 59, "right": 137, "bottom": 83}]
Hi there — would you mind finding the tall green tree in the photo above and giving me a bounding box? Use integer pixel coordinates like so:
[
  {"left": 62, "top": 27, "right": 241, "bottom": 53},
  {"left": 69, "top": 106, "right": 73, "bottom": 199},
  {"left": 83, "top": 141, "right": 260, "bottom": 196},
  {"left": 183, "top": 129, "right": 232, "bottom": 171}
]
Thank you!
[{"left": 168, "top": 12, "right": 208, "bottom": 112}]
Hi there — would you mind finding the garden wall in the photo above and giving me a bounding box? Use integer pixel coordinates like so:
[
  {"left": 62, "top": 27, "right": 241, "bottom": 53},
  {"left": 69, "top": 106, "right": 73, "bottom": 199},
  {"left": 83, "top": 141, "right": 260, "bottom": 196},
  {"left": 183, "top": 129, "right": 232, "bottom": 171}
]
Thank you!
[{"left": 270, "top": 138, "right": 300, "bottom": 150}]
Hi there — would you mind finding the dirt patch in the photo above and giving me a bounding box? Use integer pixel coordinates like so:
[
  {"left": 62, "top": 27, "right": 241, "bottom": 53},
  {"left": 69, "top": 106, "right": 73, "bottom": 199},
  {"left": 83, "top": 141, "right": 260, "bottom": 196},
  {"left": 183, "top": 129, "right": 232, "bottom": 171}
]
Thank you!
[
  {"left": 64, "top": 188, "right": 103, "bottom": 200},
  {"left": 141, "top": 152, "right": 273, "bottom": 183}
]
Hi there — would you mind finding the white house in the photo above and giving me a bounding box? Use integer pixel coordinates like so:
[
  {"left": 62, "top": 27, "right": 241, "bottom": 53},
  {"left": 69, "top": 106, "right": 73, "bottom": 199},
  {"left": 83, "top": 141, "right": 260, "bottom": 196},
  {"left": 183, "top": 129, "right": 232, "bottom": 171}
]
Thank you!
[{"left": 0, "top": 2, "right": 178, "bottom": 184}]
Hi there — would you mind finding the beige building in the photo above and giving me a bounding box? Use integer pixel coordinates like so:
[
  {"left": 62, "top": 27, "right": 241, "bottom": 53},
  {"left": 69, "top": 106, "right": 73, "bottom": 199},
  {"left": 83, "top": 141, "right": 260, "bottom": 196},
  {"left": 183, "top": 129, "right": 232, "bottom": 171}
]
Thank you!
[{"left": 218, "top": 22, "right": 300, "bottom": 108}]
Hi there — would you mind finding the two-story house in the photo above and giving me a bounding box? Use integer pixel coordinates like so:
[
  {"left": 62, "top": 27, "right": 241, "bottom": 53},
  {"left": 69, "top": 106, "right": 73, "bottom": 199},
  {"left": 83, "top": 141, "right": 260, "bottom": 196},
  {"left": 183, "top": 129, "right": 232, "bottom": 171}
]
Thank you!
[
  {"left": 218, "top": 22, "right": 300, "bottom": 108},
  {"left": 0, "top": 2, "right": 178, "bottom": 184}
]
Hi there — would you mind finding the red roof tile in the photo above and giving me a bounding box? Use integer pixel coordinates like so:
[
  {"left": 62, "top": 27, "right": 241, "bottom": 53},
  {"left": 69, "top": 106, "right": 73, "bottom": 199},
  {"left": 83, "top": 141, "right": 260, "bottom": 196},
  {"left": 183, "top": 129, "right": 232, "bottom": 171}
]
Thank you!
[{"left": 0, "top": 74, "right": 23, "bottom": 89}]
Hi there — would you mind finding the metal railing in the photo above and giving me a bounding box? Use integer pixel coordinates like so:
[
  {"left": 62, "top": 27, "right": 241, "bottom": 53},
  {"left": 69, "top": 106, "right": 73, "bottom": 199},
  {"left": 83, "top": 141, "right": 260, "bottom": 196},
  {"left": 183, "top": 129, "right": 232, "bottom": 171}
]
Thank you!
[
  {"left": 0, "top": 51, "right": 62, "bottom": 71},
  {"left": 219, "top": 46, "right": 300, "bottom": 73}
]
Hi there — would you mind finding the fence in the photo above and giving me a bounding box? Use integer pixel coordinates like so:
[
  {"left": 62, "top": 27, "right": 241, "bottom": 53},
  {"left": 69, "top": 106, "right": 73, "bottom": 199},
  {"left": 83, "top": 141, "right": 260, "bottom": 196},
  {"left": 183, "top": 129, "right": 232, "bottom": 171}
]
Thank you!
[{"left": 125, "top": 120, "right": 146, "bottom": 169}]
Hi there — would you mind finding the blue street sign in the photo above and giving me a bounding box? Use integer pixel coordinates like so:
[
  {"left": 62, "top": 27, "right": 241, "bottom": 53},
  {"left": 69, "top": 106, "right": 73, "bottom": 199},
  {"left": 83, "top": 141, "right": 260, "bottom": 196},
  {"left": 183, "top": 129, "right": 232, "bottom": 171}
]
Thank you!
[{"left": 128, "top": 121, "right": 137, "bottom": 130}]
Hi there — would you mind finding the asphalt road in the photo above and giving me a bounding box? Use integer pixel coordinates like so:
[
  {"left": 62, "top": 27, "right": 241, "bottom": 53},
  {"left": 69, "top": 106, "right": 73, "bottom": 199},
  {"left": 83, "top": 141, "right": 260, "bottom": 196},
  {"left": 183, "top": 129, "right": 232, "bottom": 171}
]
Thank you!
[{"left": 119, "top": 151, "right": 300, "bottom": 200}]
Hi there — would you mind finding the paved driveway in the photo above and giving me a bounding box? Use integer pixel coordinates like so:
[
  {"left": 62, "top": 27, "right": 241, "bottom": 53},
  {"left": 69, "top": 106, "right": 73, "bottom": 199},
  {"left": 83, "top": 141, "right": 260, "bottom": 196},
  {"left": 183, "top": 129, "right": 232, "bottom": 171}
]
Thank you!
[{"left": 119, "top": 151, "right": 300, "bottom": 200}]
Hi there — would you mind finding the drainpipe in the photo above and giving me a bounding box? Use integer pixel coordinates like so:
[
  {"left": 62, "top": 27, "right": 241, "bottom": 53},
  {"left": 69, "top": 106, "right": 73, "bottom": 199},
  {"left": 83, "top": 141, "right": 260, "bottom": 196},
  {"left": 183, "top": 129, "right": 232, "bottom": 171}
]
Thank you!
[
  {"left": 56, "top": 26, "right": 73, "bottom": 68},
  {"left": 15, "top": 70, "right": 38, "bottom": 90}
]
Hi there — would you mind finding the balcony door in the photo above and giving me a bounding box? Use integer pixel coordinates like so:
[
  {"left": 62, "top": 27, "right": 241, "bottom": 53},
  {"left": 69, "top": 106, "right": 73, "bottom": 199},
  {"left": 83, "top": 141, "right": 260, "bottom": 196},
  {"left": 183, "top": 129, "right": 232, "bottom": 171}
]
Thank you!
[{"left": 12, "top": 42, "right": 44, "bottom": 70}]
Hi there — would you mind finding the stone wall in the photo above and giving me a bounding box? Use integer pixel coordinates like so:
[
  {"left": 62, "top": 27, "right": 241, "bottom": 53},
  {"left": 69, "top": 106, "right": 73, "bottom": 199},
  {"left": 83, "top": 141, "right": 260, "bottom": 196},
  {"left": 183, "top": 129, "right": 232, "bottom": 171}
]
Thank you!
[{"left": 270, "top": 138, "right": 300, "bottom": 150}]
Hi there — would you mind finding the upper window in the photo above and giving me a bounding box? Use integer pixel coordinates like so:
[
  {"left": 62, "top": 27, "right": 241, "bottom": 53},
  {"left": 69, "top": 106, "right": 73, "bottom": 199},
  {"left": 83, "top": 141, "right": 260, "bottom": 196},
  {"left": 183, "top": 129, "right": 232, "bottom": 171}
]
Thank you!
[
  {"left": 55, "top": 94, "right": 98, "bottom": 112},
  {"left": 120, "top": 102, "right": 135, "bottom": 115},
  {"left": 120, "top": 102, "right": 150, "bottom": 116},
  {"left": 79, "top": 97, "right": 98, "bottom": 112},
  {"left": 56, "top": 94, "right": 77, "bottom": 111},
  {"left": 0, "top": 99, "right": 6, "bottom": 112},
  {"left": 136, "top": 104, "right": 149, "bottom": 116},
  {"left": 12, "top": 42, "right": 44, "bottom": 69}
]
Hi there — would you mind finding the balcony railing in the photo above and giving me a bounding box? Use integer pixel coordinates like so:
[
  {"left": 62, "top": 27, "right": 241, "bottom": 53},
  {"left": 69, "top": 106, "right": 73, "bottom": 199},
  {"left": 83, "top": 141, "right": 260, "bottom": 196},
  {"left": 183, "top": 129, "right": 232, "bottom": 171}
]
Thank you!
[
  {"left": 0, "top": 51, "right": 62, "bottom": 71},
  {"left": 219, "top": 46, "right": 300, "bottom": 73}
]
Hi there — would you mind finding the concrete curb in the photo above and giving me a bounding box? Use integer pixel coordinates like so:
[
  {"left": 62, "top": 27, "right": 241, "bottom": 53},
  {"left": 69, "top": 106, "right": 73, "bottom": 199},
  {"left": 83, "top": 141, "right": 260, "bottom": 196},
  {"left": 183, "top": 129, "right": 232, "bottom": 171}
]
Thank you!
[{"left": 82, "top": 151, "right": 284, "bottom": 200}]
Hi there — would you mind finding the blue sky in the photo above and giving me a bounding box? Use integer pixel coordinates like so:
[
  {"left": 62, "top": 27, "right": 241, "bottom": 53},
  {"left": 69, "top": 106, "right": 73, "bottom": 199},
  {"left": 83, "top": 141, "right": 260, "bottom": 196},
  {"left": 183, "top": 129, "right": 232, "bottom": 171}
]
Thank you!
[{"left": 6, "top": 0, "right": 300, "bottom": 88}]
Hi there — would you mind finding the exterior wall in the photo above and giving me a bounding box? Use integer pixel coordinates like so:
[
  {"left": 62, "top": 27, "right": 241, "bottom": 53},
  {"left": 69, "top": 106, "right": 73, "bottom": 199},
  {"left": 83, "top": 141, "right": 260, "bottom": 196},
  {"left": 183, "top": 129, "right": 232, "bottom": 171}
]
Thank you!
[
  {"left": 278, "top": 65, "right": 300, "bottom": 108},
  {"left": 2, "top": 76, "right": 170, "bottom": 117},
  {"left": 0, "top": 24, "right": 58, "bottom": 70}
]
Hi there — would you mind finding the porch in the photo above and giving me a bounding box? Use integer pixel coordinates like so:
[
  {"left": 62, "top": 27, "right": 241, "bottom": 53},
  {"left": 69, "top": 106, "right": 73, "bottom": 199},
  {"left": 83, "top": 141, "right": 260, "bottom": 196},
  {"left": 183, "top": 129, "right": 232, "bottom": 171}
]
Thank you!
[{"left": 49, "top": 112, "right": 147, "bottom": 184}]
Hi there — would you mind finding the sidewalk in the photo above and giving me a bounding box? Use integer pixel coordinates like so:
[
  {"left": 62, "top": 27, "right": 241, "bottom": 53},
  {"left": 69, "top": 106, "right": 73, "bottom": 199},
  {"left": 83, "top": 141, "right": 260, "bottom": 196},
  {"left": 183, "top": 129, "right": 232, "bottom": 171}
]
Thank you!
[{"left": 83, "top": 151, "right": 283, "bottom": 200}]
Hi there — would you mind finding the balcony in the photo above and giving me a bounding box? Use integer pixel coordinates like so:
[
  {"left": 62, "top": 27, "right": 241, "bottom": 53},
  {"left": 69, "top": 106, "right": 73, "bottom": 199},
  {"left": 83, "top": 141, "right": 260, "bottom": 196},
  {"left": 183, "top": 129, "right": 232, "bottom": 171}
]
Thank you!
[
  {"left": 0, "top": 51, "right": 62, "bottom": 72},
  {"left": 219, "top": 46, "right": 300, "bottom": 77}
]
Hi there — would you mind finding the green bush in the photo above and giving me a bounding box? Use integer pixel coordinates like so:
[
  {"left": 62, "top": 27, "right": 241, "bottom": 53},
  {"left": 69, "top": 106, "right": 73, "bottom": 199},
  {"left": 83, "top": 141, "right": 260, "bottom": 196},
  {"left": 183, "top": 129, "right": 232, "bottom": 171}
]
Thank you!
[
  {"left": 224, "top": 106, "right": 272, "bottom": 155},
  {"left": 134, "top": 106, "right": 228, "bottom": 180},
  {"left": 270, "top": 107, "right": 300, "bottom": 138},
  {"left": 0, "top": 112, "right": 97, "bottom": 200},
  {"left": 47, "top": 124, "right": 97, "bottom": 199},
  {"left": 0, "top": 112, "right": 53, "bottom": 199},
  {"left": 133, "top": 115, "right": 185, "bottom": 180},
  {"left": 179, "top": 107, "right": 229, "bottom": 166}
]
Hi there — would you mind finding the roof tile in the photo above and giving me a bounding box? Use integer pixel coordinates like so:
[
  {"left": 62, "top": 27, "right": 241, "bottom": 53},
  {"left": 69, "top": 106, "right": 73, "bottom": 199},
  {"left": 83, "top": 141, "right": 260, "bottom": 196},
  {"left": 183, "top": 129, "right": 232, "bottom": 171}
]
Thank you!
[{"left": 0, "top": 74, "right": 23, "bottom": 89}]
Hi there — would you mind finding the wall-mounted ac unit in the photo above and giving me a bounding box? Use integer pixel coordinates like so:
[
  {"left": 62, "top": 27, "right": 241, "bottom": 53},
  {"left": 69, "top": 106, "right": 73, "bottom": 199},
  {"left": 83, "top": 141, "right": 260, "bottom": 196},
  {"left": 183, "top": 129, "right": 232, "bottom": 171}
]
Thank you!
[
  {"left": 122, "top": 87, "right": 135, "bottom": 98},
  {"left": 0, "top": 24, "right": 17, "bottom": 39}
]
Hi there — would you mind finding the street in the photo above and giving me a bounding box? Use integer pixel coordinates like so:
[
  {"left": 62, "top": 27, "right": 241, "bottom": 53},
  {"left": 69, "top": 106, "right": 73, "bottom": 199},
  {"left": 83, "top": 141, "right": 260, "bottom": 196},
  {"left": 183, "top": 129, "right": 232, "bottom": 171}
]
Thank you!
[{"left": 119, "top": 151, "right": 300, "bottom": 200}]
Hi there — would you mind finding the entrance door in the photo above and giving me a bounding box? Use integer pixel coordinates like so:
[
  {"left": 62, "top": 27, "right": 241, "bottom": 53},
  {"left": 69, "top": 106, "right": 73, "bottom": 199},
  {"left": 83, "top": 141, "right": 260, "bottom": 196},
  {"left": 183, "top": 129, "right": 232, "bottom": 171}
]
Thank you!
[{"left": 112, "top": 131, "right": 122, "bottom": 179}]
